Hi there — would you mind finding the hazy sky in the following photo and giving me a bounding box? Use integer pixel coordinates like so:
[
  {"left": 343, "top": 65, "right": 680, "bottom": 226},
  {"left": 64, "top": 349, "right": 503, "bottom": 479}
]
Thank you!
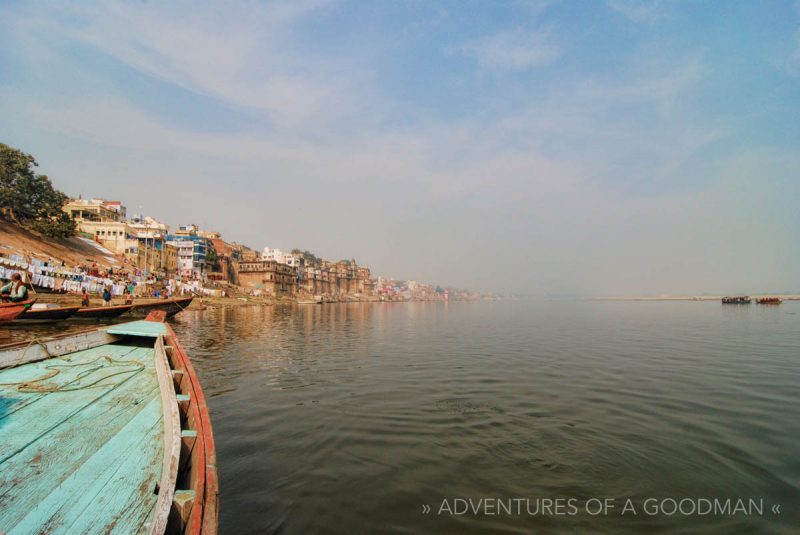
[{"left": 1, "top": 1, "right": 798, "bottom": 295}]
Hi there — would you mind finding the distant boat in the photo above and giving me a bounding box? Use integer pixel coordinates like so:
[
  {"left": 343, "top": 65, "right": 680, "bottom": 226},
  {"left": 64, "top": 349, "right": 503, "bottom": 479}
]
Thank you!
[
  {"left": 0, "top": 299, "right": 36, "bottom": 322},
  {"left": 0, "top": 312, "right": 218, "bottom": 533},
  {"left": 16, "top": 303, "right": 81, "bottom": 323},
  {"left": 129, "top": 297, "right": 194, "bottom": 318},
  {"left": 756, "top": 297, "right": 782, "bottom": 304},
  {"left": 722, "top": 296, "right": 751, "bottom": 304},
  {"left": 72, "top": 303, "right": 135, "bottom": 319}
]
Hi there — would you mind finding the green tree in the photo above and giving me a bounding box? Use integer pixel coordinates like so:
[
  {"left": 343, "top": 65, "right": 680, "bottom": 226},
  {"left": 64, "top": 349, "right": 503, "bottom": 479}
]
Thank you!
[
  {"left": 205, "top": 242, "right": 219, "bottom": 270},
  {"left": 0, "top": 143, "right": 76, "bottom": 238},
  {"left": 292, "top": 248, "right": 321, "bottom": 267}
]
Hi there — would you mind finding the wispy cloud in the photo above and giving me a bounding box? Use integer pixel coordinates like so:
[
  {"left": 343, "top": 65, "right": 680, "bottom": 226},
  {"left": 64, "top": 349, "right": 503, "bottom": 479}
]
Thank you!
[
  {"left": 0, "top": 1, "right": 797, "bottom": 293},
  {"left": 454, "top": 26, "right": 559, "bottom": 71},
  {"left": 6, "top": 0, "right": 367, "bottom": 129}
]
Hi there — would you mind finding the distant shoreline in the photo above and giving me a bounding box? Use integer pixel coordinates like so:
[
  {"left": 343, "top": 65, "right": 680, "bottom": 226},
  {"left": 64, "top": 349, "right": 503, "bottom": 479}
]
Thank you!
[{"left": 591, "top": 295, "right": 800, "bottom": 302}]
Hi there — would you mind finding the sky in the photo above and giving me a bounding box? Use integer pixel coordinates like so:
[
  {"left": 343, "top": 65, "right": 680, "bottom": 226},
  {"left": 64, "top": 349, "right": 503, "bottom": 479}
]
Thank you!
[{"left": 1, "top": 0, "right": 799, "bottom": 296}]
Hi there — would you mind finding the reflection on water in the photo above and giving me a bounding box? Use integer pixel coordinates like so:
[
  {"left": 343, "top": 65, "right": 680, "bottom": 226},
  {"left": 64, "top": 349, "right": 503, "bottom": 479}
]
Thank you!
[
  {"left": 168, "top": 301, "right": 800, "bottom": 533},
  {"left": 5, "top": 301, "right": 800, "bottom": 533}
]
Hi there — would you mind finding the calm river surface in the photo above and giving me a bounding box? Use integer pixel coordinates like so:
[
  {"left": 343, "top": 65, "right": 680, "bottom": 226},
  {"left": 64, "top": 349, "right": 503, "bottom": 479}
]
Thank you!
[
  {"left": 7, "top": 300, "right": 799, "bottom": 533},
  {"left": 169, "top": 300, "right": 800, "bottom": 534}
]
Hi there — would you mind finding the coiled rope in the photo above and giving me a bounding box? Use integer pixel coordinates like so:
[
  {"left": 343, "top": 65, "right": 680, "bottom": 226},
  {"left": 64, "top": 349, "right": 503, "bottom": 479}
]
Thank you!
[{"left": 0, "top": 353, "right": 144, "bottom": 393}]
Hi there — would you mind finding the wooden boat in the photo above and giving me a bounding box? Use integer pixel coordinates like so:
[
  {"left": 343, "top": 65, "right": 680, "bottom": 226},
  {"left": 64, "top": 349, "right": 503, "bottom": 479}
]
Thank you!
[
  {"left": 130, "top": 297, "right": 194, "bottom": 318},
  {"left": 0, "top": 299, "right": 36, "bottom": 322},
  {"left": 72, "top": 303, "right": 135, "bottom": 320},
  {"left": 16, "top": 303, "right": 81, "bottom": 323},
  {"left": 0, "top": 311, "right": 218, "bottom": 533},
  {"left": 721, "top": 296, "right": 751, "bottom": 304},
  {"left": 756, "top": 297, "right": 782, "bottom": 304}
]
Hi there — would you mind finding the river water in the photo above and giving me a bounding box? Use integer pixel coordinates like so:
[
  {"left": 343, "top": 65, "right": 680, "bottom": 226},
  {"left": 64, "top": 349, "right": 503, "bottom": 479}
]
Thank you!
[
  {"left": 4, "top": 300, "right": 799, "bottom": 533},
  {"left": 167, "top": 300, "right": 800, "bottom": 534}
]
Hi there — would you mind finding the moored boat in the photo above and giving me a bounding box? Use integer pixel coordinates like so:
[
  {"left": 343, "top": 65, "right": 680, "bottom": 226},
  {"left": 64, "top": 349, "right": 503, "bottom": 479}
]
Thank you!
[
  {"left": 16, "top": 303, "right": 81, "bottom": 323},
  {"left": 756, "top": 297, "right": 782, "bottom": 304},
  {"left": 72, "top": 303, "right": 135, "bottom": 320},
  {"left": 129, "top": 296, "right": 194, "bottom": 318},
  {"left": 0, "top": 311, "right": 218, "bottom": 533},
  {"left": 721, "top": 296, "right": 751, "bottom": 304},
  {"left": 0, "top": 299, "right": 36, "bottom": 322}
]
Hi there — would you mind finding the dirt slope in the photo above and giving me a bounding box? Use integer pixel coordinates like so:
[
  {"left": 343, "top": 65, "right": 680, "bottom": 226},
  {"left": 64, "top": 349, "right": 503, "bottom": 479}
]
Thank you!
[{"left": 0, "top": 222, "right": 121, "bottom": 269}]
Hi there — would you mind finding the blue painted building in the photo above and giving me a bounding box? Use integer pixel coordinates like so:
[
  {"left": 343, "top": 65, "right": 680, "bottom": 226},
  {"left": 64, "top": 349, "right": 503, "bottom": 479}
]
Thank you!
[{"left": 166, "top": 224, "right": 210, "bottom": 278}]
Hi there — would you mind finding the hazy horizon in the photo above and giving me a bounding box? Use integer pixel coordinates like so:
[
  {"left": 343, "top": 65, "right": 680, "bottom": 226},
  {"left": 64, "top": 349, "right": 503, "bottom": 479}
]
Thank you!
[{"left": 2, "top": 1, "right": 798, "bottom": 295}]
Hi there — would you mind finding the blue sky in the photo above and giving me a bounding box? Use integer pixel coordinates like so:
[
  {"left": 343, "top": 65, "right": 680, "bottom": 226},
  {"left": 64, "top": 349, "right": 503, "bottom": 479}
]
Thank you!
[{"left": 1, "top": 0, "right": 799, "bottom": 295}]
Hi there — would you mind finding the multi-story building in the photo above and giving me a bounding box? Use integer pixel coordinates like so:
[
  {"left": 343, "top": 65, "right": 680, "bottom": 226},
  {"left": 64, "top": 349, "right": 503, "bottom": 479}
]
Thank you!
[
  {"left": 75, "top": 220, "right": 138, "bottom": 259},
  {"left": 129, "top": 215, "right": 169, "bottom": 273},
  {"left": 63, "top": 198, "right": 126, "bottom": 222},
  {"left": 163, "top": 243, "right": 179, "bottom": 273},
  {"left": 236, "top": 260, "right": 297, "bottom": 296},
  {"left": 261, "top": 248, "right": 301, "bottom": 267},
  {"left": 165, "top": 240, "right": 196, "bottom": 277},
  {"left": 64, "top": 197, "right": 135, "bottom": 258},
  {"left": 166, "top": 224, "right": 209, "bottom": 278},
  {"left": 128, "top": 215, "right": 169, "bottom": 237},
  {"left": 356, "top": 266, "right": 375, "bottom": 295},
  {"left": 136, "top": 244, "right": 163, "bottom": 273},
  {"left": 210, "top": 239, "right": 240, "bottom": 283}
]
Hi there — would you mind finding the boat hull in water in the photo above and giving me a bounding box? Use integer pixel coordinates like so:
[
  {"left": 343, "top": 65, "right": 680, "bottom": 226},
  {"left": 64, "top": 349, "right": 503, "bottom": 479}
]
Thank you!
[
  {"left": 0, "top": 299, "right": 36, "bottom": 322},
  {"left": 721, "top": 296, "right": 751, "bottom": 304},
  {"left": 15, "top": 304, "right": 81, "bottom": 323},
  {"left": 72, "top": 304, "right": 135, "bottom": 320},
  {"left": 129, "top": 297, "right": 194, "bottom": 318}
]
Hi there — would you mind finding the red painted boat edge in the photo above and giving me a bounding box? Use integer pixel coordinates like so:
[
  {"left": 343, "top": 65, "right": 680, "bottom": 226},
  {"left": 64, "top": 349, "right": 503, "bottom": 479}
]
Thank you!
[{"left": 146, "top": 311, "right": 219, "bottom": 534}]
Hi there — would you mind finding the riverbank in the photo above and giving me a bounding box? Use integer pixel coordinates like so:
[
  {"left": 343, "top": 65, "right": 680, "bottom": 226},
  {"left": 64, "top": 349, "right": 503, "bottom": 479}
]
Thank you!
[
  {"left": 25, "top": 292, "right": 390, "bottom": 310},
  {"left": 25, "top": 292, "right": 287, "bottom": 310}
]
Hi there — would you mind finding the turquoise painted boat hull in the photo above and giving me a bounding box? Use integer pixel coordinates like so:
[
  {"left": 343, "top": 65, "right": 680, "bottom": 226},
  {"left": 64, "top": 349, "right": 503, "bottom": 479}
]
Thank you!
[{"left": 0, "top": 316, "right": 218, "bottom": 534}]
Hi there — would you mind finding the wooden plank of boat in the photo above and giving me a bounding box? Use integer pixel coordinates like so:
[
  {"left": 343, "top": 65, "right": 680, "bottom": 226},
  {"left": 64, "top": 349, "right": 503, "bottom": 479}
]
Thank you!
[
  {"left": 129, "top": 297, "right": 194, "bottom": 319},
  {"left": 0, "top": 313, "right": 218, "bottom": 534},
  {"left": 15, "top": 305, "right": 81, "bottom": 323},
  {"left": 0, "top": 299, "right": 36, "bottom": 322},
  {"left": 72, "top": 303, "right": 135, "bottom": 319}
]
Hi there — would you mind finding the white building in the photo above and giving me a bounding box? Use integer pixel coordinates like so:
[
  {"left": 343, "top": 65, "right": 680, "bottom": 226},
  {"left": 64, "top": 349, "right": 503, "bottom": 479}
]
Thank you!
[
  {"left": 128, "top": 215, "right": 169, "bottom": 240},
  {"left": 261, "top": 247, "right": 300, "bottom": 267},
  {"left": 167, "top": 240, "right": 196, "bottom": 277}
]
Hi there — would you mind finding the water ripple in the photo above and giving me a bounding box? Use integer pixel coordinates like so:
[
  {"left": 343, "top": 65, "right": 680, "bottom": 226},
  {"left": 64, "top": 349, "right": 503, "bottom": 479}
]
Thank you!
[{"left": 163, "top": 300, "right": 800, "bottom": 533}]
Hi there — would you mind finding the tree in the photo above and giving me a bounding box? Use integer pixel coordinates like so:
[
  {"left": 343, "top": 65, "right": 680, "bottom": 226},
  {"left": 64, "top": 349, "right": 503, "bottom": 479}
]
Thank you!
[
  {"left": 0, "top": 143, "right": 76, "bottom": 238},
  {"left": 205, "top": 242, "right": 219, "bottom": 270},
  {"left": 292, "top": 248, "right": 321, "bottom": 267}
]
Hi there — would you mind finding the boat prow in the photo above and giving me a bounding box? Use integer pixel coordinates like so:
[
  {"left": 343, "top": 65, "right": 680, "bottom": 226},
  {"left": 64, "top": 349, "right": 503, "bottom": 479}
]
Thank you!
[
  {"left": 0, "top": 311, "right": 218, "bottom": 533},
  {"left": 130, "top": 297, "right": 194, "bottom": 318},
  {"left": 0, "top": 298, "right": 37, "bottom": 322}
]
